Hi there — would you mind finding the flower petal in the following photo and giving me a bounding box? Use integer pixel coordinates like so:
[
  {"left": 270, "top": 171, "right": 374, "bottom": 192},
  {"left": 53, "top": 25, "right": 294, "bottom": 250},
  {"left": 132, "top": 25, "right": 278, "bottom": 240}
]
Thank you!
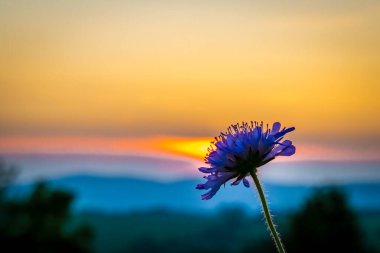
[
  {"left": 201, "top": 189, "right": 219, "bottom": 200},
  {"left": 198, "top": 167, "right": 216, "bottom": 173},
  {"left": 273, "top": 127, "right": 295, "bottom": 139},
  {"left": 263, "top": 140, "right": 293, "bottom": 161},
  {"left": 243, "top": 178, "right": 250, "bottom": 188},
  {"left": 231, "top": 178, "right": 241, "bottom": 186},
  {"left": 196, "top": 183, "right": 206, "bottom": 190},
  {"left": 271, "top": 122, "right": 281, "bottom": 135},
  {"left": 278, "top": 145, "right": 296, "bottom": 156}
]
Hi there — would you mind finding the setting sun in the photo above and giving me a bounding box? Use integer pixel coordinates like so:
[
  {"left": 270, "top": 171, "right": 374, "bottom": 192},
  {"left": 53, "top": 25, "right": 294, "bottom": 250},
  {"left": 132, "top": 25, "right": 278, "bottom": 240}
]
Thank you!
[{"left": 155, "top": 137, "right": 213, "bottom": 160}]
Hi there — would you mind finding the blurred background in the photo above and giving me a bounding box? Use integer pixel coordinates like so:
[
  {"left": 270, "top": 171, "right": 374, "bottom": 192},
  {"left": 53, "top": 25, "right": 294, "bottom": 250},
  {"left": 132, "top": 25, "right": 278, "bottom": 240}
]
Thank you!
[{"left": 1, "top": 0, "right": 379, "bottom": 252}]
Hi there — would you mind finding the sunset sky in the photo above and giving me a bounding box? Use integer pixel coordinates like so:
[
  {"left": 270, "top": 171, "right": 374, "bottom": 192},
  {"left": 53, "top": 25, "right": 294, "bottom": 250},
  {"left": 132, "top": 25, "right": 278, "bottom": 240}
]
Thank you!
[{"left": 1, "top": 0, "right": 380, "bottom": 162}]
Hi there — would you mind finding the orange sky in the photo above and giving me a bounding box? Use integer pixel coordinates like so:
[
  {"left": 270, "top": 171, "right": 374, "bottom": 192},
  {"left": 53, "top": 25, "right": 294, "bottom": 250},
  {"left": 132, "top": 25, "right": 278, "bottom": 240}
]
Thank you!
[
  {"left": 1, "top": 0, "right": 380, "bottom": 158},
  {"left": 0, "top": 135, "right": 379, "bottom": 163}
]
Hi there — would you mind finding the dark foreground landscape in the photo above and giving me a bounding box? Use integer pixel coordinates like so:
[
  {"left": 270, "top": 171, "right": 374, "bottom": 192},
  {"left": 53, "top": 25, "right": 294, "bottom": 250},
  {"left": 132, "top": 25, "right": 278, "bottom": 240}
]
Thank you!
[
  {"left": 72, "top": 208, "right": 380, "bottom": 253},
  {"left": 1, "top": 172, "right": 380, "bottom": 253}
]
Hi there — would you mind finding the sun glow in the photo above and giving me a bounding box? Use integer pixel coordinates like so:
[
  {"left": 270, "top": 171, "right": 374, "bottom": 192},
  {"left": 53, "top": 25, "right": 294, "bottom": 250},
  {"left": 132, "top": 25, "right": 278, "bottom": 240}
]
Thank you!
[
  {"left": 1, "top": 135, "right": 379, "bottom": 162},
  {"left": 155, "top": 137, "right": 213, "bottom": 160},
  {"left": 0, "top": 135, "right": 213, "bottom": 160}
]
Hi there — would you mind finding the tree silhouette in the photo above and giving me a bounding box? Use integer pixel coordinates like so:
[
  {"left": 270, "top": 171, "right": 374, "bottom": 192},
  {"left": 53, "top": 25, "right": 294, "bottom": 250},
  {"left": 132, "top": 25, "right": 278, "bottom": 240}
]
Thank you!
[
  {"left": 0, "top": 160, "right": 93, "bottom": 253},
  {"left": 286, "top": 188, "right": 374, "bottom": 253}
]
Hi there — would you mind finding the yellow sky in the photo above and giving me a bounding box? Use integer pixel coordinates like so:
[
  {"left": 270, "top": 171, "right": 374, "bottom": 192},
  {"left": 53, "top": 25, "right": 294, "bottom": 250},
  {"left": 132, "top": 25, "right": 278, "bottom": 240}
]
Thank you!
[{"left": 1, "top": 0, "right": 380, "bottom": 150}]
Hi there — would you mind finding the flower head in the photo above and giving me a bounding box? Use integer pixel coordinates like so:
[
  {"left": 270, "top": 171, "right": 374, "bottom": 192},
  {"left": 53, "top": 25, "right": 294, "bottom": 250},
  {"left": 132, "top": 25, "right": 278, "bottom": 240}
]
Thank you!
[{"left": 196, "top": 121, "right": 295, "bottom": 200}]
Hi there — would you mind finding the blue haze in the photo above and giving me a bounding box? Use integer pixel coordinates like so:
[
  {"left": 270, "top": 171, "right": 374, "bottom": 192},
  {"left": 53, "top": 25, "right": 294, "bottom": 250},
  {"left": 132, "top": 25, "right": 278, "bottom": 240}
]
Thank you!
[{"left": 7, "top": 175, "right": 380, "bottom": 214}]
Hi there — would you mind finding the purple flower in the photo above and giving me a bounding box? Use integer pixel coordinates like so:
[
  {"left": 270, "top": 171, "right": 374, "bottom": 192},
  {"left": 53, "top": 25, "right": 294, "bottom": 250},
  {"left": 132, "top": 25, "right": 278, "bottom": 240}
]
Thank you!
[{"left": 196, "top": 121, "right": 295, "bottom": 200}]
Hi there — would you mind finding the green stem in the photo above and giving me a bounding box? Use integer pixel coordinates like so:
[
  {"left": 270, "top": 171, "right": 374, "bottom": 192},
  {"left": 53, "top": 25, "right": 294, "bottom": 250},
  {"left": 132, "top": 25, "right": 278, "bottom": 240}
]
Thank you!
[{"left": 250, "top": 170, "right": 286, "bottom": 253}]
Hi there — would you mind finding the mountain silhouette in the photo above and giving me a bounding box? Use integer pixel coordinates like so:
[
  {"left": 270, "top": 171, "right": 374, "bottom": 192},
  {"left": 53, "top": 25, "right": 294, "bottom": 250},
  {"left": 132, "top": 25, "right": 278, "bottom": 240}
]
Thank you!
[{"left": 7, "top": 175, "right": 380, "bottom": 213}]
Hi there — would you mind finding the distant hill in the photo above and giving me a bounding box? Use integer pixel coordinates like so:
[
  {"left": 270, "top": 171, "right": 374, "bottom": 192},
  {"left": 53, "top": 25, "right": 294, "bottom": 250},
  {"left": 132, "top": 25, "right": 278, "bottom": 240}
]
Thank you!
[{"left": 7, "top": 175, "right": 380, "bottom": 214}]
